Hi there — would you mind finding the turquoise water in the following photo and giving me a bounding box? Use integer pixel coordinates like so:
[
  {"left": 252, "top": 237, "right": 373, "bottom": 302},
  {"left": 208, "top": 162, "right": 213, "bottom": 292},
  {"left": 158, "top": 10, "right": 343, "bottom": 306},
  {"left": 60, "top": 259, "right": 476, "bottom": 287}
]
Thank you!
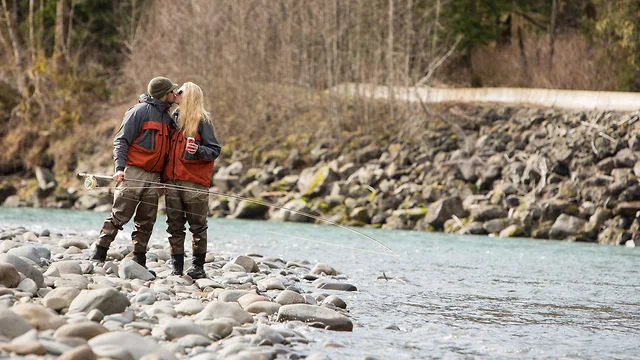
[{"left": 1, "top": 207, "right": 639, "bottom": 359}]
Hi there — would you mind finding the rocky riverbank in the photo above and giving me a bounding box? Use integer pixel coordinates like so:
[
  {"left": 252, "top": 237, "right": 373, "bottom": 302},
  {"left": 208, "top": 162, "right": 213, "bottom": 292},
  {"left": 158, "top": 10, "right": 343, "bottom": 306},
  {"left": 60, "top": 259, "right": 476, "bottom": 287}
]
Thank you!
[
  {"left": 0, "top": 226, "right": 357, "bottom": 359},
  {"left": 2, "top": 104, "right": 640, "bottom": 247}
]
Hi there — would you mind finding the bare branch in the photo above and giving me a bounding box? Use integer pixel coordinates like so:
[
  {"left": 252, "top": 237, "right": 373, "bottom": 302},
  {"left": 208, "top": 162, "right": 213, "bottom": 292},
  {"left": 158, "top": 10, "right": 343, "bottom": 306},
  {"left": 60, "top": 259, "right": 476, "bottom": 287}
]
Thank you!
[{"left": 416, "top": 34, "right": 462, "bottom": 87}]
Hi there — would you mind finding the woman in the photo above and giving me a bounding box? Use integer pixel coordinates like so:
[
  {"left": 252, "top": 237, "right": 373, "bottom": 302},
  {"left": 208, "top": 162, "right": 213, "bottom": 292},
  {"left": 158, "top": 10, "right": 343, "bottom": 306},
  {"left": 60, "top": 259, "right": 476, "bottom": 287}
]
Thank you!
[{"left": 164, "top": 82, "right": 221, "bottom": 278}]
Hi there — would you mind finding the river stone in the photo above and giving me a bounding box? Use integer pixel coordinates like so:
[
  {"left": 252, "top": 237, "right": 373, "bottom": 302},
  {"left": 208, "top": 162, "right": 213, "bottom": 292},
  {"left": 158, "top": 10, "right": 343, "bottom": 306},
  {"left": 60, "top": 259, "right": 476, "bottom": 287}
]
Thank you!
[
  {"left": 22, "top": 232, "right": 38, "bottom": 242},
  {"left": 218, "top": 289, "right": 250, "bottom": 302},
  {"left": 54, "top": 273, "right": 89, "bottom": 289},
  {"left": 177, "top": 334, "right": 213, "bottom": 348},
  {"left": 195, "top": 318, "right": 234, "bottom": 340},
  {"left": 0, "top": 263, "right": 21, "bottom": 287},
  {"left": 146, "top": 303, "right": 177, "bottom": 318},
  {"left": 0, "top": 240, "right": 21, "bottom": 253},
  {"left": 233, "top": 255, "right": 259, "bottom": 273},
  {"left": 316, "top": 282, "right": 358, "bottom": 291},
  {"left": 256, "top": 324, "right": 285, "bottom": 344},
  {"left": 194, "top": 301, "right": 253, "bottom": 324},
  {"left": 58, "top": 344, "right": 97, "bottom": 360},
  {"left": 89, "top": 331, "right": 176, "bottom": 360},
  {"left": 175, "top": 298, "right": 205, "bottom": 315},
  {"left": 0, "top": 308, "right": 33, "bottom": 339},
  {"left": 0, "top": 253, "right": 44, "bottom": 288},
  {"left": 12, "top": 303, "right": 66, "bottom": 330},
  {"left": 58, "top": 238, "right": 89, "bottom": 250},
  {"left": 51, "top": 260, "right": 84, "bottom": 274},
  {"left": 0, "top": 329, "right": 46, "bottom": 355},
  {"left": 322, "top": 295, "right": 347, "bottom": 309},
  {"left": 277, "top": 304, "right": 353, "bottom": 331},
  {"left": 68, "top": 287, "right": 130, "bottom": 315},
  {"left": 245, "top": 301, "right": 281, "bottom": 315},
  {"left": 237, "top": 292, "right": 269, "bottom": 309},
  {"left": 132, "top": 292, "right": 156, "bottom": 305},
  {"left": 7, "top": 245, "right": 50, "bottom": 265},
  {"left": 54, "top": 321, "right": 108, "bottom": 340},
  {"left": 17, "top": 277, "right": 38, "bottom": 295},
  {"left": 43, "top": 265, "right": 60, "bottom": 277},
  {"left": 158, "top": 318, "right": 208, "bottom": 340},
  {"left": 38, "top": 338, "right": 74, "bottom": 356},
  {"left": 195, "top": 278, "right": 223, "bottom": 289},
  {"left": 310, "top": 263, "right": 337, "bottom": 276},
  {"left": 257, "top": 277, "right": 285, "bottom": 290},
  {"left": 118, "top": 259, "right": 155, "bottom": 280},
  {"left": 275, "top": 290, "right": 306, "bottom": 305}
]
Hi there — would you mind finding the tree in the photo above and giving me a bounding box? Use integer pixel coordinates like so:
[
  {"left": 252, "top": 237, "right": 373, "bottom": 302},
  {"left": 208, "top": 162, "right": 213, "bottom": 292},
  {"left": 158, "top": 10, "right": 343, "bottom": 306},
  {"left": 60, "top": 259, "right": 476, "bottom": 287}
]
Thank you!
[
  {"left": 0, "top": 0, "right": 146, "bottom": 173},
  {"left": 440, "top": 0, "right": 549, "bottom": 85},
  {"left": 583, "top": 0, "right": 640, "bottom": 91}
]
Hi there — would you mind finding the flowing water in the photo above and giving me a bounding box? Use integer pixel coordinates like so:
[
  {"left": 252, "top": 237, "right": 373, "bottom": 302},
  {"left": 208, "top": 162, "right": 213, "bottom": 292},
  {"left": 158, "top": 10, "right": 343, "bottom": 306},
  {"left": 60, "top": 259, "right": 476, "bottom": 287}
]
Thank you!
[{"left": 1, "top": 207, "right": 639, "bottom": 359}]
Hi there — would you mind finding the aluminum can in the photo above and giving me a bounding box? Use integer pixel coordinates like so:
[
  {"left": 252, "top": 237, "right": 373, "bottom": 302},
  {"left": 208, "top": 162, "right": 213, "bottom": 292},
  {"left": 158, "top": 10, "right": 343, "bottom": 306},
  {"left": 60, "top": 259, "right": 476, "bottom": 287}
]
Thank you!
[{"left": 186, "top": 137, "right": 195, "bottom": 150}]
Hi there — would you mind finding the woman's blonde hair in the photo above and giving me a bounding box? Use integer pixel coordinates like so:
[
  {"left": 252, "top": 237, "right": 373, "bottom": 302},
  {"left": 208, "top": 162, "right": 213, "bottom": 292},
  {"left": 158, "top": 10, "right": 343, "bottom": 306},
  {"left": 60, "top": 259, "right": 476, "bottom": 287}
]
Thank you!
[{"left": 177, "top": 82, "right": 211, "bottom": 138}]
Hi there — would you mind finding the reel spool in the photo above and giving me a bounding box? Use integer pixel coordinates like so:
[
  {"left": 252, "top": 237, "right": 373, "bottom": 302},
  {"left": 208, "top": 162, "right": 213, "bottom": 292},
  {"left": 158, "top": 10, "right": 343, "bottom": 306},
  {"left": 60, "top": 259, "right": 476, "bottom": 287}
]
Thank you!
[{"left": 83, "top": 175, "right": 98, "bottom": 190}]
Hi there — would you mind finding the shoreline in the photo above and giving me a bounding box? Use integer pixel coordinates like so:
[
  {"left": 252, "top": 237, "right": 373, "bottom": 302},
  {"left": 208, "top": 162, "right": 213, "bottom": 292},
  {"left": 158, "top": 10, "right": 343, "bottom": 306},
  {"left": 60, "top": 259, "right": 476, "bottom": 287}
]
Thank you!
[
  {"left": 0, "top": 225, "right": 357, "bottom": 359},
  {"left": 2, "top": 104, "right": 640, "bottom": 249}
]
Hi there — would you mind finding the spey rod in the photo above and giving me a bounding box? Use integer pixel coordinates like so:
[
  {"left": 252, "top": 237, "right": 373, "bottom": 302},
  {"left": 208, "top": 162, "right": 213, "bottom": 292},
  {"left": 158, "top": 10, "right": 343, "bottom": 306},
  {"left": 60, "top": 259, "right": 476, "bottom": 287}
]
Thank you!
[{"left": 78, "top": 172, "right": 397, "bottom": 256}]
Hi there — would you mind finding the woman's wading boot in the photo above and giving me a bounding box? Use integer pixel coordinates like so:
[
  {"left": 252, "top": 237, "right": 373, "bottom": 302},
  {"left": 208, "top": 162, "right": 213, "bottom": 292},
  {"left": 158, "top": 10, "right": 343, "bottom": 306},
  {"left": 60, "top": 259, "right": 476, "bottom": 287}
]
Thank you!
[
  {"left": 171, "top": 254, "right": 184, "bottom": 276},
  {"left": 186, "top": 253, "right": 206, "bottom": 279}
]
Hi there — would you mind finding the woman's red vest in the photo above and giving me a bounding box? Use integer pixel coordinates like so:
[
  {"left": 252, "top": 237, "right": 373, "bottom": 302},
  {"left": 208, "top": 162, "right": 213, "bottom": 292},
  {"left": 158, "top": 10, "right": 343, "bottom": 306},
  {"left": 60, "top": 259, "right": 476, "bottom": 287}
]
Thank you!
[{"left": 164, "top": 129, "right": 215, "bottom": 187}]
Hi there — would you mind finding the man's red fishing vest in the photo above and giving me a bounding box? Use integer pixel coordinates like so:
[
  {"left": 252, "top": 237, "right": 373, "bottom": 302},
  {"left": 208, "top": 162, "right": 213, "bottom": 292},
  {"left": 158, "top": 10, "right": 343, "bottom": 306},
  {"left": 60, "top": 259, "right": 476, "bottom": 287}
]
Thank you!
[{"left": 126, "top": 120, "right": 171, "bottom": 173}]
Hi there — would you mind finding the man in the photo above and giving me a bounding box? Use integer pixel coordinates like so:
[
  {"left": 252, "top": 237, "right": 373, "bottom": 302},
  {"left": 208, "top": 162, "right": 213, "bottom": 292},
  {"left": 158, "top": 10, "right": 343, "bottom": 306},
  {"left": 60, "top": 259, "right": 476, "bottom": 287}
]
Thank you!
[{"left": 90, "top": 76, "right": 179, "bottom": 274}]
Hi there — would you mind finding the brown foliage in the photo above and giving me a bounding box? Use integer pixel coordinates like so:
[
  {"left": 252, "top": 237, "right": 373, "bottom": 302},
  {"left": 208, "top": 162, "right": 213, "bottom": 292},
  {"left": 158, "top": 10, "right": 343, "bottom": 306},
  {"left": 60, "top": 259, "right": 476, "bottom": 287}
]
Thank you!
[
  {"left": 120, "top": 0, "right": 454, "bottom": 151},
  {"left": 470, "top": 32, "right": 621, "bottom": 91}
]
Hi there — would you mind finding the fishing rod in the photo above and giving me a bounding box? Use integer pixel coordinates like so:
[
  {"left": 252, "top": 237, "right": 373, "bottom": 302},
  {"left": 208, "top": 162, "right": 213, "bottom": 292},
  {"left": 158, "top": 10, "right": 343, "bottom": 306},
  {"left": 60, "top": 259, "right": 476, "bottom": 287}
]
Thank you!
[{"left": 78, "top": 172, "right": 396, "bottom": 255}]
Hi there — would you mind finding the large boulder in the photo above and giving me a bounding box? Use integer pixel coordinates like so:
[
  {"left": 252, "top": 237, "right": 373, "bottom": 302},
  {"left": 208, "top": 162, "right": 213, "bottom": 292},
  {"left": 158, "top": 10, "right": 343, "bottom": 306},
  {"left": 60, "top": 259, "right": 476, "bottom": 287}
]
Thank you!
[
  {"left": 549, "top": 214, "right": 586, "bottom": 240},
  {"left": 423, "top": 196, "right": 467, "bottom": 229}
]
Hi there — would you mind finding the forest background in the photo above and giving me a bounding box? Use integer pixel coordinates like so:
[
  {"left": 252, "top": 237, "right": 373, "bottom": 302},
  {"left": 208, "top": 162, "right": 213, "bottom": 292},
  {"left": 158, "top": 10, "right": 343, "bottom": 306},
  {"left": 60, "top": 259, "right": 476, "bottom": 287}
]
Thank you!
[{"left": 0, "top": 0, "right": 638, "bottom": 190}]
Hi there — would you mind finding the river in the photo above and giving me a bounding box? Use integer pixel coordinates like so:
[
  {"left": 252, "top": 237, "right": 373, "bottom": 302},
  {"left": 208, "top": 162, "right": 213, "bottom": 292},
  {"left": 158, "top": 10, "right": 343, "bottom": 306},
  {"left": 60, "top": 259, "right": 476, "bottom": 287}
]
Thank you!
[{"left": 1, "top": 207, "right": 639, "bottom": 359}]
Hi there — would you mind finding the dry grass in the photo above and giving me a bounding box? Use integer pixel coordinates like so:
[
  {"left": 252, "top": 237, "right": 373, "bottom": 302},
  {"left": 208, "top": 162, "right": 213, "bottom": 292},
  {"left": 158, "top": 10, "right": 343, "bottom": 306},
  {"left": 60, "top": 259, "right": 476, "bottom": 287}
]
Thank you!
[
  {"left": 118, "top": 0, "right": 454, "bottom": 147},
  {"left": 471, "top": 32, "right": 621, "bottom": 91}
]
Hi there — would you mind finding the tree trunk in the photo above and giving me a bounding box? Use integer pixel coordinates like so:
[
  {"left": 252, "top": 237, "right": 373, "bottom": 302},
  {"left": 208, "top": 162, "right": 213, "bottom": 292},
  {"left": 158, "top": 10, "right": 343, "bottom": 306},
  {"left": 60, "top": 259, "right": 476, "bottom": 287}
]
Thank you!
[
  {"left": 518, "top": 26, "right": 530, "bottom": 85},
  {"left": 29, "top": 0, "right": 35, "bottom": 64},
  {"left": 53, "top": 0, "right": 68, "bottom": 71},
  {"left": 1, "top": 0, "right": 22, "bottom": 70},
  {"left": 432, "top": 0, "right": 440, "bottom": 54},
  {"left": 387, "top": 0, "right": 394, "bottom": 123},
  {"left": 549, "top": 0, "right": 557, "bottom": 70}
]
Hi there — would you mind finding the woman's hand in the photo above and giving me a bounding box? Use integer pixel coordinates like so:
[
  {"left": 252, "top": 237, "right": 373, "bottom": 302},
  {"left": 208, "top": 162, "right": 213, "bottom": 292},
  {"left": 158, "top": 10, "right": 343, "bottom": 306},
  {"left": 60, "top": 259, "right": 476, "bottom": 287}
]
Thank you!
[{"left": 186, "top": 142, "right": 198, "bottom": 154}]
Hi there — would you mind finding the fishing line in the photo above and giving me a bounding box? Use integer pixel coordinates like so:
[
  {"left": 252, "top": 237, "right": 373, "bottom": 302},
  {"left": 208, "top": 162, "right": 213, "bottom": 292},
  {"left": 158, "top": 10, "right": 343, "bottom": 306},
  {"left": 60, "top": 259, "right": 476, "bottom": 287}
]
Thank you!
[
  {"left": 266, "top": 231, "right": 399, "bottom": 257},
  {"left": 79, "top": 172, "right": 396, "bottom": 255}
]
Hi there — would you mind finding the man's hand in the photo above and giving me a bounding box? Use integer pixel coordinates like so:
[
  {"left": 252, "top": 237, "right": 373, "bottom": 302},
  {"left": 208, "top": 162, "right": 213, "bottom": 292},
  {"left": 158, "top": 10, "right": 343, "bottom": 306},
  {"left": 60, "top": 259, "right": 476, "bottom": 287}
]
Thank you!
[{"left": 113, "top": 170, "right": 126, "bottom": 182}]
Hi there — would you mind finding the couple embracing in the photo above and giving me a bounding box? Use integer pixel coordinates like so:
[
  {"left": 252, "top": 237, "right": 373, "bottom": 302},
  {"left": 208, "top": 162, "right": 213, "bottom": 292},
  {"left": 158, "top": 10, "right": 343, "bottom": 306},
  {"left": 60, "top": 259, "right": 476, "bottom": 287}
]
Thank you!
[{"left": 90, "top": 76, "right": 221, "bottom": 279}]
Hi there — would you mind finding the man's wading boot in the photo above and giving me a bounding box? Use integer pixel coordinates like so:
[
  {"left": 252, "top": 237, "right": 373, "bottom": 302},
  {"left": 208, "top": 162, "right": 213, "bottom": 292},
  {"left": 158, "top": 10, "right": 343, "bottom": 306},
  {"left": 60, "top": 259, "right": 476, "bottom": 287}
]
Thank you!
[
  {"left": 186, "top": 253, "right": 206, "bottom": 279},
  {"left": 90, "top": 245, "right": 108, "bottom": 262},
  {"left": 171, "top": 254, "right": 184, "bottom": 276},
  {"left": 132, "top": 251, "right": 156, "bottom": 277}
]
